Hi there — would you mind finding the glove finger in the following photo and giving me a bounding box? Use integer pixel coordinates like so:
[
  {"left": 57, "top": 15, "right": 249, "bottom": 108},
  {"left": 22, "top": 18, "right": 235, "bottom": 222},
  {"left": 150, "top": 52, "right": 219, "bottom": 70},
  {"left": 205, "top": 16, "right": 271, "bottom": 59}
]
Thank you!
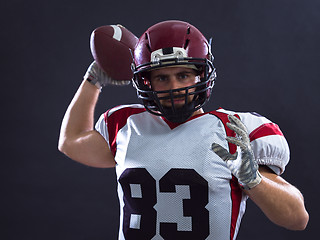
[
  {"left": 211, "top": 143, "right": 238, "bottom": 161},
  {"left": 226, "top": 122, "right": 247, "bottom": 138},
  {"left": 228, "top": 115, "right": 247, "bottom": 131},
  {"left": 226, "top": 136, "right": 247, "bottom": 150},
  {"left": 228, "top": 115, "right": 250, "bottom": 134},
  {"left": 227, "top": 117, "right": 250, "bottom": 144}
]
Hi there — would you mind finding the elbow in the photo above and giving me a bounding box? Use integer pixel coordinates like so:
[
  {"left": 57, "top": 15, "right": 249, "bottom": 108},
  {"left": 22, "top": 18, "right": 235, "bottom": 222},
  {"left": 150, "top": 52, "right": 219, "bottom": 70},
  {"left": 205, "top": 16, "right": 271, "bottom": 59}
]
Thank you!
[
  {"left": 288, "top": 195, "right": 310, "bottom": 231},
  {"left": 293, "top": 211, "right": 309, "bottom": 231},
  {"left": 285, "top": 210, "right": 309, "bottom": 231},
  {"left": 269, "top": 199, "right": 310, "bottom": 231},
  {"left": 58, "top": 136, "right": 69, "bottom": 154},
  {"left": 58, "top": 140, "right": 64, "bottom": 153}
]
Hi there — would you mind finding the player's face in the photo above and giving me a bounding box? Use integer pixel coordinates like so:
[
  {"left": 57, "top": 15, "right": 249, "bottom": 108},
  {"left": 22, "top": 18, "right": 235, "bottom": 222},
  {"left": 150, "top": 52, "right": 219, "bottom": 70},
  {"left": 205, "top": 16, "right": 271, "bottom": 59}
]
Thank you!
[{"left": 149, "top": 67, "right": 201, "bottom": 108}]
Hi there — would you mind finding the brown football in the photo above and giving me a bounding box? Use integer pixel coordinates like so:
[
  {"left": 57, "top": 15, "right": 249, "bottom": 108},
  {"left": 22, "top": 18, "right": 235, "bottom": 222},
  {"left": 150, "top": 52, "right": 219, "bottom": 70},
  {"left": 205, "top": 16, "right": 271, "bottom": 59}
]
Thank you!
[{"left": 90, "top": 25, "right": 138, "bottom": 81}]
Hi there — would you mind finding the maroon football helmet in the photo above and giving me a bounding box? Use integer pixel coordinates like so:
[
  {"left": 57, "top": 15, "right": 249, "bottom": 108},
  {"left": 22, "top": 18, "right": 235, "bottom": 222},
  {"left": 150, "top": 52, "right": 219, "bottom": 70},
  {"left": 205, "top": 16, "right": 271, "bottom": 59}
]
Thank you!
[{"left": 132, "top": 20, "right": 216, "bottom": 123}]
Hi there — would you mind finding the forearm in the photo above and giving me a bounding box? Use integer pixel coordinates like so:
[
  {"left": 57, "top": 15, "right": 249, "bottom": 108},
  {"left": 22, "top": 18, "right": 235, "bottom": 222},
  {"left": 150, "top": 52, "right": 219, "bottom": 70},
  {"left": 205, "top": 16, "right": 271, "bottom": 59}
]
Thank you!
[{"left": 245, "top": 169, "right": 309, "bottom": 230}]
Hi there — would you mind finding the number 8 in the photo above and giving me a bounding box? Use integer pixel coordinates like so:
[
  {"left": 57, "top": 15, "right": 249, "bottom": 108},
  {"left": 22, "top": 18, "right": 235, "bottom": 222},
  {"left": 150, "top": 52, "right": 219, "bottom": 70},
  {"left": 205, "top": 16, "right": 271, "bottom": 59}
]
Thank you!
[{"left": 119, "top": 168, "right": 209, "bottom": 239}]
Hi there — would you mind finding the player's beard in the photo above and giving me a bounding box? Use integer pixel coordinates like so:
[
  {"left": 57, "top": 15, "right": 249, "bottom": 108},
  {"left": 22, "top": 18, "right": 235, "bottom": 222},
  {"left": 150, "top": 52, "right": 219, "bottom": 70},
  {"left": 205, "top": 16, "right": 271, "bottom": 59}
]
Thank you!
[
  {"left": 161, "top": 101, "right": 196, "bottom": 123},
  {"left": 158, "top": 92, "right": 197, "bottom": 123}
]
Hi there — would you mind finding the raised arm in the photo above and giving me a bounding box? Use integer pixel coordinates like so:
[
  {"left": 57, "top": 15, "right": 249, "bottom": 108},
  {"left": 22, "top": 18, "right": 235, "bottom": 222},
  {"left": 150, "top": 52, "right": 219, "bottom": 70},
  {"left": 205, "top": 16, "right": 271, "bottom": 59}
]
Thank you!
[{"left": 58, "top": 62, "right": 116, "bottom": 168}]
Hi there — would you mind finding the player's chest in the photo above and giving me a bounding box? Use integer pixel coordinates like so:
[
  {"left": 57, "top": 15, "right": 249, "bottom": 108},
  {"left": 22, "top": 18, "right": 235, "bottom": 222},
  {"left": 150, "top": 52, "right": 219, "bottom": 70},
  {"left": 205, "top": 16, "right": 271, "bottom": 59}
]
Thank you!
[{"left": 115, "top": 116, "right": 231, "bottom": 181}]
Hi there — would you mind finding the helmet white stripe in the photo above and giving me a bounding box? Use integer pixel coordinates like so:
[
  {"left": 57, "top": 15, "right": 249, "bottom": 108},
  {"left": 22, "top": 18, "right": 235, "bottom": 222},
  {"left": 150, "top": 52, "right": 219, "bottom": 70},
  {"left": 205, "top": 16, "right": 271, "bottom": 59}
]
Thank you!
[{"left": 151, "top": 47, "right": 188, "bottom": 62}]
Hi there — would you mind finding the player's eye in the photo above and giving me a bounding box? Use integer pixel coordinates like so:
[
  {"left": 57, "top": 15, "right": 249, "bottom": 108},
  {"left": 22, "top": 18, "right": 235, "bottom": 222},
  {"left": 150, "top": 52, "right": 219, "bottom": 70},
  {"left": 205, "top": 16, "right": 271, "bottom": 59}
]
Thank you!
[
  {"left": 178, "top": 74, "right": 188, "bottom": 79},
  {"left": 177, "top": 72, "right": 195, "bottom": 82},
  {"left": 154, "top": 75, "right": 168, "bottom": 82}
]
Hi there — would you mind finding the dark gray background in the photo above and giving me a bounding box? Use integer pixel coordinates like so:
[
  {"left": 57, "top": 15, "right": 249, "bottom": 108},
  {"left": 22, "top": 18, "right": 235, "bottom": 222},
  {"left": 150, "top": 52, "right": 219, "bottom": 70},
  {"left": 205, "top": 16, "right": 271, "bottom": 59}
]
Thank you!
[{"left": 2, "top": 0, "right": 319, "bottom": 239}]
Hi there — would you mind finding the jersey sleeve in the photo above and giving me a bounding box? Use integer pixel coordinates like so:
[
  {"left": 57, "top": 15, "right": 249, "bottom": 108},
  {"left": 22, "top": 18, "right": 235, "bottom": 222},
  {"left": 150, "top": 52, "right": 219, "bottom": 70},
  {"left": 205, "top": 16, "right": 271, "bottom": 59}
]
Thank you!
[
  {"left": 95, "top": 104, "right": 147, "bottom": 158},
  {"left": 95, "top": 113, "right": 110, "bottom": 147},
  {"left": 238, "top": 112, "right": 290, "bottom": 175}
]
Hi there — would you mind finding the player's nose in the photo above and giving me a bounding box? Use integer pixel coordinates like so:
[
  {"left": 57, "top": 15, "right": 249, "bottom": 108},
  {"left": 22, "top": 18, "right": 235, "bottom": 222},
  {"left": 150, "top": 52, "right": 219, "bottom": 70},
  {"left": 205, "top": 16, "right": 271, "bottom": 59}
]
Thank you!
[{"left": 168, "top": 78, "right": 183, "bottom": 90}]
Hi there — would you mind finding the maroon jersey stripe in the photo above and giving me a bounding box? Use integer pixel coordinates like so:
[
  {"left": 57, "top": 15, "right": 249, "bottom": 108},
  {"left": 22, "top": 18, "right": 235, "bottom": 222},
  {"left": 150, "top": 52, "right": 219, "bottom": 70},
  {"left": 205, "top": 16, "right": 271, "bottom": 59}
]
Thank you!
[
  {"left": 249, "top": 122, "right": 284, "bottom": 142},
  {"left": 209, "top": 110, "right": 243, "bottom": 240},
  {"left": 104, "top": 106, "right": 146, "bottom": 156}
]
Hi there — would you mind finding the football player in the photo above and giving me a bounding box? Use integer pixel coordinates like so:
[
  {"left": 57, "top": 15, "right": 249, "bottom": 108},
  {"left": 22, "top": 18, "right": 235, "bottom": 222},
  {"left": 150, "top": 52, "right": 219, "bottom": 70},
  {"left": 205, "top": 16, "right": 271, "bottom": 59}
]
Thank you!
[{"left": 58, "top": 20, "right": 309, "bottom": 240}]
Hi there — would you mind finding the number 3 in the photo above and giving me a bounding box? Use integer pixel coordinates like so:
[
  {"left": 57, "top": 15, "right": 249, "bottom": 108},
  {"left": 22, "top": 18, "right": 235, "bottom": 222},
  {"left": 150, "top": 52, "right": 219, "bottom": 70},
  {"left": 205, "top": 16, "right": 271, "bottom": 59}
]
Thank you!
[{"left": 119, "top": 168, "right": 209, "bottom": 239}]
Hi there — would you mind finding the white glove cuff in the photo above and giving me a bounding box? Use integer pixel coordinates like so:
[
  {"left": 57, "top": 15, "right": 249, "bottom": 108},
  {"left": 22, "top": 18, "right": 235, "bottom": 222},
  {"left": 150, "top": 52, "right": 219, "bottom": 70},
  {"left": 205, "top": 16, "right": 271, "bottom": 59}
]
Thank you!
[{"left": 240, "top": 170, "right": 262, "bottom": 190}]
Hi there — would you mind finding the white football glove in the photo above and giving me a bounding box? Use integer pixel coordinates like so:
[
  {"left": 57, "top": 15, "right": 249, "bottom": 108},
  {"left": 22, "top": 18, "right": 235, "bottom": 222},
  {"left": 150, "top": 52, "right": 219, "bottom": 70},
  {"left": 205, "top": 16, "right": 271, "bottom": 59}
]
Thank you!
[
  {"left": 211, "top": 115, "right": 262, "bottom": 190},
  {"left": 84, "top": 61, "right": 131, "bottom": 89}
]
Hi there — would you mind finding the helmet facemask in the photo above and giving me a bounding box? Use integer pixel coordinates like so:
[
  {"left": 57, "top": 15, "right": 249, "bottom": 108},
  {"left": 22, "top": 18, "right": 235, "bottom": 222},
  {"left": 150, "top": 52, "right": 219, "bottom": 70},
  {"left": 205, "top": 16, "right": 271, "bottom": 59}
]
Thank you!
[{"left": 133, "top": 55, "right": 216, "bottom": 123}]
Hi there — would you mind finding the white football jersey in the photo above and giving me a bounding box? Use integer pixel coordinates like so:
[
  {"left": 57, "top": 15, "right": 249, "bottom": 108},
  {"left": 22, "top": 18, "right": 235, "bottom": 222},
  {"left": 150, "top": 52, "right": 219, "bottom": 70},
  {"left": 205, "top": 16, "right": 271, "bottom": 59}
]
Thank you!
[{"left": 95, "top": 104, "right": 290, "bottom": 240}]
